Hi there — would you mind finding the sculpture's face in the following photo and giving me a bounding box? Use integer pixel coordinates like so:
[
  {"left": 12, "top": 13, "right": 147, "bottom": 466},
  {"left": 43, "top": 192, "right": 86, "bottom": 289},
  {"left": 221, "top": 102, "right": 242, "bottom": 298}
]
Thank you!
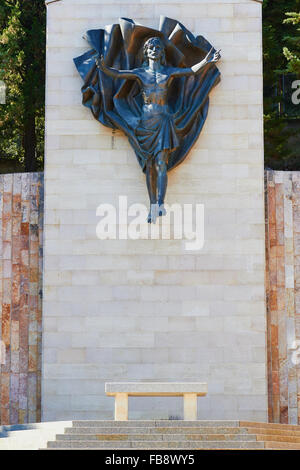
[{"left": 145, "top": 38, "right": 164, "bottom": 62}]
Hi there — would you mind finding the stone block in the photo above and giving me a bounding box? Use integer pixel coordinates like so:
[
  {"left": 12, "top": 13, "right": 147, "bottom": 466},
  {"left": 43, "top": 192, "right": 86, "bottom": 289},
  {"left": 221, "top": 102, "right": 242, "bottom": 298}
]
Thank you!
[{"left": 42, "top": 0, "right": 267, "bottom": 422}]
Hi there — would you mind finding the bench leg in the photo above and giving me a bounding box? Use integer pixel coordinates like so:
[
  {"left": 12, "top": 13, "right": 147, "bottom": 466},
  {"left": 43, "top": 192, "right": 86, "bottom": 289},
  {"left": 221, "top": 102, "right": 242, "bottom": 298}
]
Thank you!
[
  {"left": 183, "top": 393, "right": 197, "bottom": 421},
  {"left": 115, "top": 393, "right": 128, "bottom": 421}
]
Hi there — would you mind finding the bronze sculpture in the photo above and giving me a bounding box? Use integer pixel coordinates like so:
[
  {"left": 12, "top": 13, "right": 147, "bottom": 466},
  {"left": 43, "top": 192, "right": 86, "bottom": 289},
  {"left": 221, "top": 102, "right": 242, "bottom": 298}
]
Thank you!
[{"left": 74, "top": 17, "right": 221, "bottom": 222}]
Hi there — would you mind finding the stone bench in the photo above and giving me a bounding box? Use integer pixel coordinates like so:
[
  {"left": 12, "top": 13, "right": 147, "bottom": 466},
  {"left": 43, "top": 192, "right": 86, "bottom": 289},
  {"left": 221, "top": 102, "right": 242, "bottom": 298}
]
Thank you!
[{"left": 105, "top": 382, "right": 207, "bottom": 421}]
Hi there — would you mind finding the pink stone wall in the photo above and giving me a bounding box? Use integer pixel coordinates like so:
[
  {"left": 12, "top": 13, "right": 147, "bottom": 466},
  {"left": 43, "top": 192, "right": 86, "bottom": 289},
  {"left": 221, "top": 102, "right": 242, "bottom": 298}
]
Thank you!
[
  {"left": 0, "top": 173, "right": 43, "bottom": 424},
  {"left": 265, "top": 171, "right": 300, "bottom": 424}
]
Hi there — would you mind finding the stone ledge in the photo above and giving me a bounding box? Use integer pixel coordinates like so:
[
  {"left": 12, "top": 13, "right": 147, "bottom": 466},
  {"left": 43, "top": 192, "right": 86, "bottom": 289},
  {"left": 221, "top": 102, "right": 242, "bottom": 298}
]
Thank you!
[
  {"left": 45, "top": 0, "right": 263, "bottom": 4},
  {"left": 105, "top": 382, "right": 208, "bottom": 396}
]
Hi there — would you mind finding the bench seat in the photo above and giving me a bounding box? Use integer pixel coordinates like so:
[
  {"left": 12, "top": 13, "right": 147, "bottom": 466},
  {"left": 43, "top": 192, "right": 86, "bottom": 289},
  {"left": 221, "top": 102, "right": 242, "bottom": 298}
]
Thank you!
[{"left": 105, "top": 382, "right": 207, "bottom": 421}]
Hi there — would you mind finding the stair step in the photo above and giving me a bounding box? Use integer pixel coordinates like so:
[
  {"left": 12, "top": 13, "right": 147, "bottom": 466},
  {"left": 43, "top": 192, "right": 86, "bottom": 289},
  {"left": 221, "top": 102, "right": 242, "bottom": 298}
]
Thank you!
[
  {"left": 72, "top": 420, "right": 239, "bottom": 428},
  {"left": 64, "top": 426, "right": 249, "bottom": 435},
  {"left": 241, "top": 421, "right": 300, "bottom": 431},
  {"left": 44, "top": 447, "right": 265, "bottom": 451},
  {"left": 43, "top": 421, "right": 300, "bottom": 451},
  {"left": 47, "top": 440, "right": 265, "bottom": 449},
  {"left": 56, "top": 433, "right": 257, "bottom": 442},
  {"left": 264, "top": 441, "right": 300, "bottom": 450},
  {"left": 256, "top": 434, "right": 300, "bottom": 444},
  {"left": 246, "top": 427, "right": 300, "bottom": 437}
]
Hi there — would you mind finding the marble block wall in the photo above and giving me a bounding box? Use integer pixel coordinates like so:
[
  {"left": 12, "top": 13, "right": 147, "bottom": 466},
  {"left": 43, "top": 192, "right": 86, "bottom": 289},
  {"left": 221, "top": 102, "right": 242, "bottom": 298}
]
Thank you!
[
  {"left": 0, "top": 173, "right": 44, "bottom": 425},
  {"left": 43, "top": 0, "right": 267, "bottom": 421},
  {"left": 265, "top": 171, "right": 300, "bottom": 425},
  {"left": 4, "top": 170, "right": 300, "bottom": 425}
]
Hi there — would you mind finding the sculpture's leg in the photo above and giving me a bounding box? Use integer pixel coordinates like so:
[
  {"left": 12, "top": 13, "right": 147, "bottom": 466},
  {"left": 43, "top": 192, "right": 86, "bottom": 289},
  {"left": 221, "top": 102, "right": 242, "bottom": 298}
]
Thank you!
[
  {"left": 156, "top": 151, "right": 168, "bottom": 216},
  {"left": 146, "top": 158, "right": 158, "bottom": 223}
]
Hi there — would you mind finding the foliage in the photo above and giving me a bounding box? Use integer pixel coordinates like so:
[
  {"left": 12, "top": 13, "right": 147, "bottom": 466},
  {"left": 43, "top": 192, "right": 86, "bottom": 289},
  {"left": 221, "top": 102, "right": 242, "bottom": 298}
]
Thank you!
[
  {"left": 264, "top": 113, "right": 296, "bottom": 169},
  {"left": 0, "top": 1, "right": 300, "bottom": 171},
  {"left": 283, "top": 12, "right": 300, "bottom": 75},
  {"left": 0, "top": 0, "right": 45, "bottom": 172},
  {"left": 263, "top": 0, "right": 300, "bottom": 170}
]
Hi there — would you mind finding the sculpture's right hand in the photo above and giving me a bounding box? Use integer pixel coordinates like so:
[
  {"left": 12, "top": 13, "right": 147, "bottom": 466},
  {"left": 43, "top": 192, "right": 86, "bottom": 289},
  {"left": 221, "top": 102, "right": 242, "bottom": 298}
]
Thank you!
[{"left": 205, "top": 48, "right": 221, "bottom": 64}]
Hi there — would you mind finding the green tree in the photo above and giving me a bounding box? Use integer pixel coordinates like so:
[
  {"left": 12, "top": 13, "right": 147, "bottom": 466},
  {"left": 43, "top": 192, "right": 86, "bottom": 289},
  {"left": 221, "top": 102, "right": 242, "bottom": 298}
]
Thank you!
[
  {"left": 283, "top": 12, "right": 300, "bottom": 75},
  {"left": 263, "top": 0, "right": 300, "bottom": 170},
  {"left": 0, "top": 0, "right": 45, "bottom": 172},
  {"left": 0, "top": 0, "right": 300, "bottom": 172}
]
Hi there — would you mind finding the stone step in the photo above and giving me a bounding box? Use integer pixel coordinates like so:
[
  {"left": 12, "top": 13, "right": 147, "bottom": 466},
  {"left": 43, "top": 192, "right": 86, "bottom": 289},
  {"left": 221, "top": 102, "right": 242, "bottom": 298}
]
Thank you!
[
  {"left": 256, "top": 434, "right": 300, "bottom": 444},
  {"left": 47, "top": 440, "right": 265, "bottom": 449},
  {"left": 72, "top": 420, "right": 239, "bottom": 428},
  {"left": 44, "top": 421, "right": 300, "bottom": 450},
  {"left": 64, "top": 426, "right": 249, "bottom": 435},
  {"left": 56, "top": 433, "right": 257, "bottom": 442},
  {"left": 264, "top": 441, "right": 300, "bottom": 450},
  {"left": 44, "top": 447, "right": 266, "bottom": 451},
  {"left": 241, "top": 421, "right": 300, "bottom": 431},
  {"left": 248, "top": 427, "right": 300, "bottom": 437}
]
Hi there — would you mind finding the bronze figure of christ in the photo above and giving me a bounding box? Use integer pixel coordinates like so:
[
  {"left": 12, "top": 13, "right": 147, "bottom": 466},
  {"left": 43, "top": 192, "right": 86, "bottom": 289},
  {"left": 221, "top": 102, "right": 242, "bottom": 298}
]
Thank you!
[
  {"left": 74, "top": 17, "right": 221, "bottom": 223},
  {"left": 96, "top": 38, "right": 220, "bottom": 222}
]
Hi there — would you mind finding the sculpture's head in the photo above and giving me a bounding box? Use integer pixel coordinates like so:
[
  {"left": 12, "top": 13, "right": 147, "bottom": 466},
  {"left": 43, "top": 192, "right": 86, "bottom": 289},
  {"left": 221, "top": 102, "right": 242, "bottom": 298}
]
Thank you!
[{"left": 143, "top": 37, "right": 166, "bottom": 65}]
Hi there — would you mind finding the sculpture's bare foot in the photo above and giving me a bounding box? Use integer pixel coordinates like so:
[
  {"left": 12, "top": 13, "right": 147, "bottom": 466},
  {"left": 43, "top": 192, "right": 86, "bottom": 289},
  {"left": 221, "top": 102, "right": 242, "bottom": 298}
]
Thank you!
[
  {"left": 147, "top": 204, "right": 158, "bottom": 224},
  {"left": 158, "top": 204, "right": 167, "bottom": 217}
]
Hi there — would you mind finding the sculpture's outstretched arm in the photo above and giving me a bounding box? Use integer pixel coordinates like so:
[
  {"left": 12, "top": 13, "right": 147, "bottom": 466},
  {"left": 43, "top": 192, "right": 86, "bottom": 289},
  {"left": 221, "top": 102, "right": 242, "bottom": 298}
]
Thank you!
[
  {"left": 170, "top": 48, "right": 221, "bottom": 78},
  {"left": 96, "top": 55, "right": 140, "bottom": 81}
]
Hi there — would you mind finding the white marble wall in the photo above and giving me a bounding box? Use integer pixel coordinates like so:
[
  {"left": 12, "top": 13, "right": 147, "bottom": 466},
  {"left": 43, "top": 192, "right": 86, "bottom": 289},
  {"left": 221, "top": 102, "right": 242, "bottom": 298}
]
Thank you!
[{"left": 42, "top": 0, "right": 267, "bottom": 421}]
